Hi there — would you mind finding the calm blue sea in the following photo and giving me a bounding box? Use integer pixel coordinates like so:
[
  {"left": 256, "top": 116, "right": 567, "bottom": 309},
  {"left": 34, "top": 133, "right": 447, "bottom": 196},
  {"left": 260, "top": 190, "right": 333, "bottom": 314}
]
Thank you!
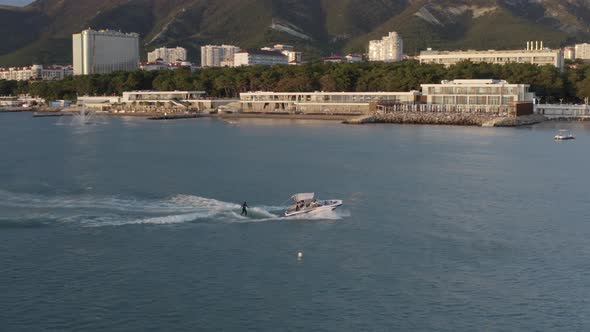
[{"left": 1, "top": 112, "right": 590, "bottom": 331}]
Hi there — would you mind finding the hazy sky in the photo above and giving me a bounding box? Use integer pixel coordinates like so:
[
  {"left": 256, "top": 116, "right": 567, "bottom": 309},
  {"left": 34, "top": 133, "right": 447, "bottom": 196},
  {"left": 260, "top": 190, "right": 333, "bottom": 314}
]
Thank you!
[{"left": 0, "top": 0, "right": 33, "bottom": 6}]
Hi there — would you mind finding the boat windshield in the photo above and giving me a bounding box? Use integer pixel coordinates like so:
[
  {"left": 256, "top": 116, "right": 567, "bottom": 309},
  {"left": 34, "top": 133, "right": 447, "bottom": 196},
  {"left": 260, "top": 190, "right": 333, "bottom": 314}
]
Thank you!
[{"left": 291, "top": 193, "right": 314, "bottom": 202}]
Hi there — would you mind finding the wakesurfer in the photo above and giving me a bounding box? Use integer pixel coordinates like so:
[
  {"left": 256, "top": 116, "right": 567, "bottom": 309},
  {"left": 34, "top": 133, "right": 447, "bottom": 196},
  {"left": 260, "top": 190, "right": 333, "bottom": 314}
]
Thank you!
[{"left": 241, "top": 202, "right": 248, "bottom": 216}]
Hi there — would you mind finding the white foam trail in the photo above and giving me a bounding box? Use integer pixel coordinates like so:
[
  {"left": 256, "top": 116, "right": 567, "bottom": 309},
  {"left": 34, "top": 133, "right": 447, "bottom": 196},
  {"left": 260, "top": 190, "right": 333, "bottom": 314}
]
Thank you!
[{"left": 0, "top": 189, "right": 347, "bottom": 227}]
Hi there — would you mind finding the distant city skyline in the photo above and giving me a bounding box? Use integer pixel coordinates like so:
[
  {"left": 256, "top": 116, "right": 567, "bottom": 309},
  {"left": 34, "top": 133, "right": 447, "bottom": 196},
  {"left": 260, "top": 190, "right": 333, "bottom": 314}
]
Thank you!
[{"left": 0, "top": 0, "right": 33, "bottom": 6}]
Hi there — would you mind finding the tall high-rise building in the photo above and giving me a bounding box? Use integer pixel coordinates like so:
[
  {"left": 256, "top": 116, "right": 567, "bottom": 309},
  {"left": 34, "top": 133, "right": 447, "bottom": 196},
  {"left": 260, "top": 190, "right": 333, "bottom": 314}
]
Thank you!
[
  {"left": 575, "top": 43, "right": 590, "bottom": 60},
  {"left": 148, "top": 47, "right": 187, "bottom": 64},
  {"left": 72, "top": 29, "right": 139, "bottom": 75},
  {"left": 368, "top": 32, "right": 403, "bottom": 62},
  {"left": 201, "top": 45, "right": 241, "bottom": 67}
]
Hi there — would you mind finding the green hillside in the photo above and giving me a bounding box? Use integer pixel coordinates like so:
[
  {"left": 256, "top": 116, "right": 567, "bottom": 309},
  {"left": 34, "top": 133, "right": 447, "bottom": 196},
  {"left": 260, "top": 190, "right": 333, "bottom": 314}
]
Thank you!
[{"left": 0, "top": 0, "right": 588, "bottom": 66}]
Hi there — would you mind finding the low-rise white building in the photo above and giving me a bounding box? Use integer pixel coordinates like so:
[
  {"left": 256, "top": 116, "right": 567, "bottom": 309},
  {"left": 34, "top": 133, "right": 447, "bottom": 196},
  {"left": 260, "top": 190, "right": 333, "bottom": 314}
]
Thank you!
[
  {"left": 148, "top": 47, "right": 187, "bottom": 64},
  {"left": 262, "top": 44, "right": 302, "bottom": 65},
  {"left": 234, "top": 50, "right": 288, "bottom": 66},
  {"left": 323, "top": 54, "right": 364, "bottom": 63},
  {"left": 421, "top": 79, "right": 535, "bottom": 115},
  {"left": 78, "top": 91, "right": 239, "bottom": 112},
  {"left": 240, "top": 91, "right": 420, "bottom": 114},
  {"left": 140, "top": 59, "right": 197, "bottom": 72},
  {"left": 535, "top": 104, "right": 590, "bottom": 118},
  {"left": 419, "top": 47, "right": 564, "bottom": 69},
  {"left": 0, "top": 65, "right": 73, "bottom": 81},
  {"left": 121, "top": 91, "right": 206, "bottom": 103}
]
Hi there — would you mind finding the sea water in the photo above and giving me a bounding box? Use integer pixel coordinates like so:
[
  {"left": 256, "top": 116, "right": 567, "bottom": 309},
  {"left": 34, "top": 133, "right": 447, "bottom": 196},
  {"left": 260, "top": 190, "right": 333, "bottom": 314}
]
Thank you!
[{"left": 1, "top": 113, "right": 590, "bottom": 331}]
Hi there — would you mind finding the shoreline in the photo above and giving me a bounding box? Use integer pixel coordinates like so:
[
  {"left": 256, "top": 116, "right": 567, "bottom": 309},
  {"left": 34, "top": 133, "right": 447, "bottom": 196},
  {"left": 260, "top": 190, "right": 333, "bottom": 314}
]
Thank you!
[
  {"left": 12, "top": 108, "right": 589, "bottom": 126},
  {"left": 217, "top": 113, "right": 358, "bottom": 121}
]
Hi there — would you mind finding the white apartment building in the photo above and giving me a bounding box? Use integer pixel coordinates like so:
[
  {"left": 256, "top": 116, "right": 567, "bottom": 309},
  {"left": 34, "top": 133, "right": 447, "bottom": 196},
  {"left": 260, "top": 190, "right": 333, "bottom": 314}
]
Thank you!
[
  {"left": 0, "top": 64, "right": 73, "bottom": 81},
  {"left": 240, "top": 91, "right": 420, "bottom": 114},
  {"left": 564, "top": 47, "right": 575, "bottom": 60},
  {"left": 420, "top": 47, "right": 564, "bottom": 69},
  {"left": 262, "top": 44, "right": 302, "bottom": 65},
  {"left": 147, "top": 47, "right": 187, "bottom": 64},
  {"left": 201, "top": 45, "right": 241, "bottom": 67},
  {"left": 574, "top": 43, "right": 590, "bottom": 60},
  {"left": 72, "top": 29, "right": 140, "bottom": 75},
  {"left": 368, "top": 32, "right": 403, "bottom": 62},
  {"left": 421, "top": 79, "right": 535, "bottom": 114},
  {"left": 233, "top": 50, "right": 288, "bottom": 66}
]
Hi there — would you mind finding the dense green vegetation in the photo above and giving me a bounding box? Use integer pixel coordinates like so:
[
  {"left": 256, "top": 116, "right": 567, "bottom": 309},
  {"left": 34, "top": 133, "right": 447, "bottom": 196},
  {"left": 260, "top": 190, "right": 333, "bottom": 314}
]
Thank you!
[{"left": 2, "top": 60, "right": 590, "bottom": 103}]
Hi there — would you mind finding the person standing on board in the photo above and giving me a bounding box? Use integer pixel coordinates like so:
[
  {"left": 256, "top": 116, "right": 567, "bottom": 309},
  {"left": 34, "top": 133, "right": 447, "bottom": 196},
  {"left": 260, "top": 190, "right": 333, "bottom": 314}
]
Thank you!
[{"left": 241, "top": 202, "right": 249, "bottom": 216}]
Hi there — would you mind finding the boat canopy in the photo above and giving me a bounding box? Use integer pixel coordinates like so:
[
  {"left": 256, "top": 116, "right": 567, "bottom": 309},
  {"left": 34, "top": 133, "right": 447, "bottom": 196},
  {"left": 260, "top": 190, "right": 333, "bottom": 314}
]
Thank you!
[{"left": 291, "top": 193, "right": 315, "bottom": 202}]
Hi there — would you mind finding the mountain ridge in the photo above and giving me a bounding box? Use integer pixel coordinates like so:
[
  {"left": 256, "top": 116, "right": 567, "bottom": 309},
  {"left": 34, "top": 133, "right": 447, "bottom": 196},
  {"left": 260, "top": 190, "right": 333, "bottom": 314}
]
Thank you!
[{"left": 0, "top": 0, "right": 588, "bottom": 66}]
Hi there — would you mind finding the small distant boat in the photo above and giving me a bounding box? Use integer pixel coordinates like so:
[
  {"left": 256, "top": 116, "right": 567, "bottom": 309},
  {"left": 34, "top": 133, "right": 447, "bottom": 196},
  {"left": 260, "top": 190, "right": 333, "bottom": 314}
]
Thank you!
[
  {"left": 554, "top": 129, "right": 575, "bottom": 140},
  {"left": 284, "top": 193, "right": 342, "bottom": 217}
]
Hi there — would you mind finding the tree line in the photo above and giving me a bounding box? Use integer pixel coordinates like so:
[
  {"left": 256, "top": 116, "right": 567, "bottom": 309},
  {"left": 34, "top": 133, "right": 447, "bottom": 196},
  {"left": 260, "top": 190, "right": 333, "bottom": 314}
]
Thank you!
[{"left": 2, "top": 60, "right": 590, "bottom": 103}]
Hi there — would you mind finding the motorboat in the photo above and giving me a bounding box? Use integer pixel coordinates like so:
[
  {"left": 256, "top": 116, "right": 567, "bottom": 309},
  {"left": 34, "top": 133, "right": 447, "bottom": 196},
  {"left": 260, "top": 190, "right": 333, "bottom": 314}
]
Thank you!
[
  {"left": 554, "top": 129, "right": 575, "bottom": 140},
  {"left": 284, "top": 193, "right": 343, "bottom": 217}
]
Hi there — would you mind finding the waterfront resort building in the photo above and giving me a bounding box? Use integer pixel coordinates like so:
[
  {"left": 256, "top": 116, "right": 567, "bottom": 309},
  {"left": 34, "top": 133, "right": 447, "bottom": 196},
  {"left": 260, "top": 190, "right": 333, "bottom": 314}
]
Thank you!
[
  {"left": 200, "top": 45, "right": 241, "bottom": 67},
  {"left": 233, "top": 49, "right": 289, "bottom": 66},
  {"left": 419, "top": 42, "right": 564, "bottom": 69},
  {"left": 148, "top": 47, "right": 187, "bottom": 64},
  {"left": 72, "top": 29, "right": 140, "bottom": 75},
  {"left": 77, "top": 90, "right": 237, "bottom": 112},
  {"left": 240, "top": 91, "right": 421, "bottom": 115},
  {"left": 368, "top": 32, "right": 404, "bottom": 62},
  {"left": 420, "top": 79, "right": 535, "bottom": 115},
  {"left": 574, "top": 43, "right": 590, "bottom": 60},
  {"left": 120, "top": 91, "right": 206, "bottom": 104},
  {"left": 0, "top": 64, "right": 73, "bottom": 81}
]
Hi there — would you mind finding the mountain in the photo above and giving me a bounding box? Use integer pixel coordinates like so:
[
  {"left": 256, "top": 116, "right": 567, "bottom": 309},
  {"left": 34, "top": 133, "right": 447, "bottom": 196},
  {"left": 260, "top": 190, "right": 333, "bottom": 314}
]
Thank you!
[{"left": 0, "top": 0, "right": 589, "bottom": 66}]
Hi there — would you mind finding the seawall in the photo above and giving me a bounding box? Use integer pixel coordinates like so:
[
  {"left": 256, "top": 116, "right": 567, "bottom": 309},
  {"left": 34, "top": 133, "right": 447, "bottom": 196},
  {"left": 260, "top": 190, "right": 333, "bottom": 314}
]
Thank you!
[{"left": 344, "top": 113, "right": 547, "bottom": 127}]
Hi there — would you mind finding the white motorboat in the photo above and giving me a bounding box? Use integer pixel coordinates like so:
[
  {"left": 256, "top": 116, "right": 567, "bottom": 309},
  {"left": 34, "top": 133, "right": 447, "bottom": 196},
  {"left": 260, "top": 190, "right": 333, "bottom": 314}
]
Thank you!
[
  {"left": 554, "top": 129, "right": 575, "bottom": 140},
  {"left": 284, "top": 193, "right": 343, "bottom": 217}
]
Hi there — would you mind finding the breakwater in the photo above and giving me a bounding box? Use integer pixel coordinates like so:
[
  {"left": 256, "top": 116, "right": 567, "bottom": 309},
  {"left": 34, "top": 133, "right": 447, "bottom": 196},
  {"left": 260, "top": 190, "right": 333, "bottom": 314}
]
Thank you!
[{"left": 344, "top": 113, "right": 546, "bottom": 127}]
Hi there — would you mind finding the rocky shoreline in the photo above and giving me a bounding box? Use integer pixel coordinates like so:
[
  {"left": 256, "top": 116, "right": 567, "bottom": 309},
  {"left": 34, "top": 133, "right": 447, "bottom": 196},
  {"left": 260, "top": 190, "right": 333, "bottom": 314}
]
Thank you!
[{"left": 344, "top": 113, "right": 547, "bottom": 127}]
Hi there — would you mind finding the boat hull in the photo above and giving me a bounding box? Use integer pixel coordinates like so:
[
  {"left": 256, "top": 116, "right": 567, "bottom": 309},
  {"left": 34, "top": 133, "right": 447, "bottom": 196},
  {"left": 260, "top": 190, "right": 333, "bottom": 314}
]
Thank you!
[{"left": 284, "top": 200, "right": 342, "bottom": 217}]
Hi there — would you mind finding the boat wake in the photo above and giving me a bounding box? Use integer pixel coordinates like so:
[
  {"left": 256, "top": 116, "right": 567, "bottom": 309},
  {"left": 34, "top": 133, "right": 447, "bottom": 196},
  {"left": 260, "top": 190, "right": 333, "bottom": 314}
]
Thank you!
[{"left": 0, "top": 189, "right": 347, "bottom": 228}]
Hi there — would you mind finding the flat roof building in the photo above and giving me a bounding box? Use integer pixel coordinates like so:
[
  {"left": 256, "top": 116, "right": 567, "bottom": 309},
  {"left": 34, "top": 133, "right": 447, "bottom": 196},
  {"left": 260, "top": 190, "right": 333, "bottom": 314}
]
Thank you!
[
  {"left": 369, "top": 32, "right": 403, "bottom": 62},
  {"left": 148, "top": 47, "right": 187, "bottom": 64},
  {"left": 419, "top": 47, "right": 564, "bottom": 69},
  {"left": 240, "top": 91, "right": 420, "bottom": 114},
  {"left": 420, "top": 79, "right": 535, "bottom": 115},
  {"left": 575, "top": 43, "right": 590, "bottom": 60},
  {"left": 234, "top": 49, "right": 288, "bottom": 67},
  {"left": 201, "top": 45, "right": 241, "bottom": 67},
  {"left": 0, "top": 64, "right": 73, "bottom": 81},
  {"left": 121, "top": 91, "right": 206, "bottom": 103},
  {"left": 73, "top": 29, "right": 140, "bottom": 75}
]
